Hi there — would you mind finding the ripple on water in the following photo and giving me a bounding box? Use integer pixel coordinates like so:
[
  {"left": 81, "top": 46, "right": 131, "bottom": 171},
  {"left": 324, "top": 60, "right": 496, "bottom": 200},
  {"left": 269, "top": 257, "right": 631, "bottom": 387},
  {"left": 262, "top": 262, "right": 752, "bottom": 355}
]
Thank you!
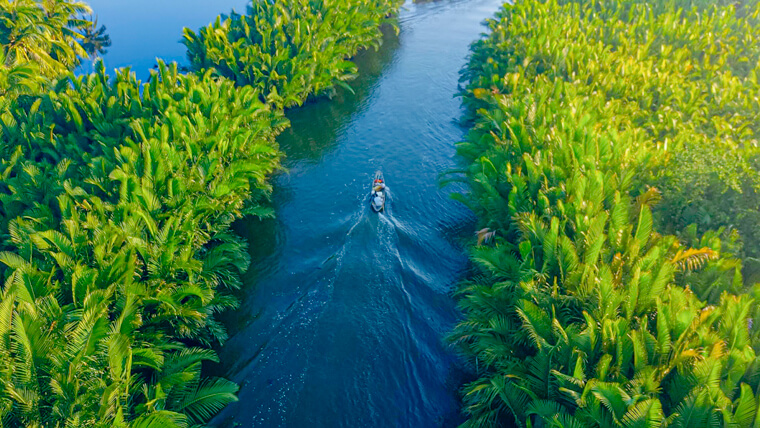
[{"left": 213, "top": 0, "right": 506, "bottom": 426}]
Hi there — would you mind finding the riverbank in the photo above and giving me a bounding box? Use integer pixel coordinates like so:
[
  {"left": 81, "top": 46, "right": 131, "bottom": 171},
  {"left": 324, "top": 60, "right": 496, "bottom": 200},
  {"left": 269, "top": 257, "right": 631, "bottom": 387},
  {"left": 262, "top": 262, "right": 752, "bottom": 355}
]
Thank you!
[{"left": 451, "top": 0, "right": 760, "bottom": 425}]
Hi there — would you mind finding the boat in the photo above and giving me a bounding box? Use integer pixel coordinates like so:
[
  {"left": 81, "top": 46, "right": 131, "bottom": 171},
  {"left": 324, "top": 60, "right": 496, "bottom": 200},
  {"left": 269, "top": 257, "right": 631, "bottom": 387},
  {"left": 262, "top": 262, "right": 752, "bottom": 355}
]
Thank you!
[{"left": 370, "top": 171, "right": 386, "bottom": 213}]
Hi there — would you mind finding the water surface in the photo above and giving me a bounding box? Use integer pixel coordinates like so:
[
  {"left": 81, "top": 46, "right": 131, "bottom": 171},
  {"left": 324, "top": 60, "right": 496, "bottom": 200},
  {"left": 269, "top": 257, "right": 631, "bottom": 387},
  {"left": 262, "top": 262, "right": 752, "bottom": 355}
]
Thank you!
[
  {"left": 84, "top": 0, "right": 249, "bottom": 75},
  {"left": 217, "top": 1, "right": 503, "bottom": 426}
]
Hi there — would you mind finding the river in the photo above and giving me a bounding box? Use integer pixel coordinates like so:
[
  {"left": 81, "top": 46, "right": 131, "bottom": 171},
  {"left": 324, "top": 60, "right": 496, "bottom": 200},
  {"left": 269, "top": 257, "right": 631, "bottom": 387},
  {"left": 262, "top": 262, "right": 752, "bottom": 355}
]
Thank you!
[{"left": 84, "top": 0, "right": 504, "bottom": 426}]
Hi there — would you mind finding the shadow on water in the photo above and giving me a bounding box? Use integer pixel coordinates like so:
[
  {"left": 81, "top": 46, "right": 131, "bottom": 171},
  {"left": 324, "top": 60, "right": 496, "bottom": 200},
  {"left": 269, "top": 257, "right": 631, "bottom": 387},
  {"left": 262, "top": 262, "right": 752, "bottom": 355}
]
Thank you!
[{"left": 278, "top": 28, "right": 401, "bottom": 163}]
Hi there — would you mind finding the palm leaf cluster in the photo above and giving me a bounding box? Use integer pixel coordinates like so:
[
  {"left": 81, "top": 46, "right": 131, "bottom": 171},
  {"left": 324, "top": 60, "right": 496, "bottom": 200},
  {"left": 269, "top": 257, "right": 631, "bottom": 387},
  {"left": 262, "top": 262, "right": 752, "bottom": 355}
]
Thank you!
[
  {"left": 0, "top": 0, "right": 101, "bottom": 103},
  {"left": 0, "top": 0, "right": 404, "bottom": 425},
  {"left": 182, "top": 0, "right": 403, "bottom": 108},
  {"left": 451, "top": 0, "right": 760, "bottom": 426},
  {"left": 469, "top": 0, "right": 760, "bottom": 261},
  {"left": 0, "top": 60, "right": 284, "bottom": 427}
]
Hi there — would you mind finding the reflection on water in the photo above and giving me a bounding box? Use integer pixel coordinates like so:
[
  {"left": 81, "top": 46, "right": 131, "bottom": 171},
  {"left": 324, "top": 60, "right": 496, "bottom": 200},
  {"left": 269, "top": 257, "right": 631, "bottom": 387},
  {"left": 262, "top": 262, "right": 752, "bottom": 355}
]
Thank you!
[{"left": 280, "top": 29, "right": 401, "bottom": 163}]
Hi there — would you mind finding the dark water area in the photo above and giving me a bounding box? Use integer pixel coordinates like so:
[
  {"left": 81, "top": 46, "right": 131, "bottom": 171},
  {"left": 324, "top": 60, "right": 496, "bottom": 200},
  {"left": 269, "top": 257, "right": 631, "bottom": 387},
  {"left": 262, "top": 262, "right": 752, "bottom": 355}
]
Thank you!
[
  {"left": 85, "top": 0, "right": 505, "bottom": 425},
  {"left": 217, "top": 1, "right": 504, "bottom": 426}
]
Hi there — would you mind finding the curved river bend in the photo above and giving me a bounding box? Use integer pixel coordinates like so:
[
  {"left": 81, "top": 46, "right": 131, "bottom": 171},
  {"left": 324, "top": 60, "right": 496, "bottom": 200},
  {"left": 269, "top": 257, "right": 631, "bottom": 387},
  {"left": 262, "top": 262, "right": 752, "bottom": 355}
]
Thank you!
[{"left": 85, "top": 0, "right": 504, "bottom": 426}]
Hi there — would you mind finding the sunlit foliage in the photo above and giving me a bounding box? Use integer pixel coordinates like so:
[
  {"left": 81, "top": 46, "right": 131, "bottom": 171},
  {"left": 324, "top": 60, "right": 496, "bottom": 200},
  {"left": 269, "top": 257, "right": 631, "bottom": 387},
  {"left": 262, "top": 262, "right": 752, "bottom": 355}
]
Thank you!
[
  {"left": 0, "top": 0, "right": 103, "bottom": 103},
  {"left": 183, "top": 0, "right": 403, "bottom": 108},
  {"left": 451, "top": 0, "right": 760, "bottom": 426},
  {"left": 0, "top": 61, "right": 283, "bottom": 427}
]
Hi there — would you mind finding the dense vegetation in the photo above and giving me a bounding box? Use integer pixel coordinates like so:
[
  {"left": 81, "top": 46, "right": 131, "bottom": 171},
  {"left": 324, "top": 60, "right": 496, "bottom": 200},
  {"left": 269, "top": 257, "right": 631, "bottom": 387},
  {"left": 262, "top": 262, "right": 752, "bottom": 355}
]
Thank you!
[
  {"left": 451, "top": 0, "right": 760, "bottom": 426},
  {"left": 0, "top": 62, "right": 286, "bottom": 427},
  {"left": 0, "top": 0, "right": 400, "bottom": 426},
  {"left": 183, "top": 0, "right": 402, "bottom": 108},
  {"left": 0, "top": 0, "right": 109, "bottom": 110}
]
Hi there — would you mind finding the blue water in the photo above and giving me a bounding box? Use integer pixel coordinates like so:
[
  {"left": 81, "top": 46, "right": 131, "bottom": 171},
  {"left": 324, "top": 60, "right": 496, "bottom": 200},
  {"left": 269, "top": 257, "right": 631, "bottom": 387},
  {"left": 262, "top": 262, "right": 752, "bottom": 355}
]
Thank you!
[
  {"left": 216, "top": 1, "right": 504, "bottom": 426},
  {"left": 83, "top": 0, "right": 249, "bottom": 75},
  {"left": 84, "top": 0, "right": 505, "bottom": 425}
]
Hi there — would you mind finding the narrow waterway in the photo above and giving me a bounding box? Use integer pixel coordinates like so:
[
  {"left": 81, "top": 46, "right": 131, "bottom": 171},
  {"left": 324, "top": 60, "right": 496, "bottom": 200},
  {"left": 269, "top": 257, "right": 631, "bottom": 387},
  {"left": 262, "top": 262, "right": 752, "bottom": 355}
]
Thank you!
[
  {"left": 217, "top": 1, "right": 503, "bottom": 426},
  {"left": 83, "top": 0, "right": 504, "bottom": 425}
]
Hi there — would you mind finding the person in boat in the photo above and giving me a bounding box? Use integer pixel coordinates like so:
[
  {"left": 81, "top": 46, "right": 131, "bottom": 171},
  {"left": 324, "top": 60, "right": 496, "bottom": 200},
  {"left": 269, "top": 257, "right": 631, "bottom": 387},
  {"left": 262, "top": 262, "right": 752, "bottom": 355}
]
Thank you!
[
  {"left": 371, "top": 178, "right": 386, "bottom": 210},
  {"left": 373, "top": 178, "right": 386, "bottom": 193}
]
